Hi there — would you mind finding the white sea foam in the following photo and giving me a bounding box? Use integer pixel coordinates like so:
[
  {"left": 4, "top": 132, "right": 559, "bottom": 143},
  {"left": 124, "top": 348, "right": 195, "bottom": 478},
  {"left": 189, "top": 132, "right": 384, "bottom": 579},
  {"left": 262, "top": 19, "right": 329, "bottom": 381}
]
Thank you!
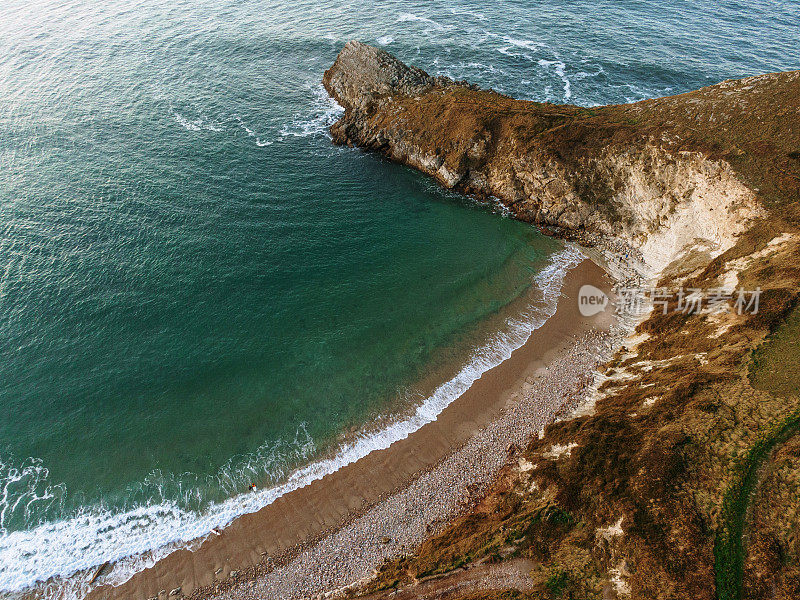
[
  {"left": 538, "top": 59, "right": 572, "bottom": 100},
  {"left": 496, "top": 35, "right": 544, "bottom": 60},
  {"left": 433, "top": 60, "right": 507, "bottom": 83},
  {"left": 490, "top": 36, "right": 575, "bottom": 102},
  {"left": 376, "top": 35, "right": 394, "bottom": 46},
  {"left": 574, "top": 66, "right": 605, "bottom": 80},
  {"left": 502, "top": 36, "right": 544, "bottom": 52},
  {"left": 279, "top": 83, "right": 343, "bottom": 139},
  {"left": 171, "top": 110, "right": 222, "bottom": 132},
  {"left": 0, "top": 457, "right": 65, "bottom": 534},
  {"left": 0, "top": 245, "right": 584, "bottom": 599},
  {"left": 235, "top": 115, "right": 273, "bottom": 147},
  {"left": 396, "top": 13, "right": 446, "bottom": 30}
]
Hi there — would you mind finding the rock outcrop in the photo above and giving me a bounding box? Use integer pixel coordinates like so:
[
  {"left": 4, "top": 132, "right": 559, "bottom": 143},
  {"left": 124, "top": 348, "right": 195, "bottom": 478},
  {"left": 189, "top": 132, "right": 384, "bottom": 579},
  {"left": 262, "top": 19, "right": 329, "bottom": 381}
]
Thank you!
[{"left": 324, "top": 41, "right": 799, "bottom": 281}]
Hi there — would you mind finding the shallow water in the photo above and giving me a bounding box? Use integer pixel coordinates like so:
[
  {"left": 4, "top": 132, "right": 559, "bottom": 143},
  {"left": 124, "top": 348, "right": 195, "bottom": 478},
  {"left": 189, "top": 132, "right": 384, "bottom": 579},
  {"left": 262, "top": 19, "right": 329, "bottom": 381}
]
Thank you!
[{"left": 1, "top": 0, "right": 798, "bottom": 594}]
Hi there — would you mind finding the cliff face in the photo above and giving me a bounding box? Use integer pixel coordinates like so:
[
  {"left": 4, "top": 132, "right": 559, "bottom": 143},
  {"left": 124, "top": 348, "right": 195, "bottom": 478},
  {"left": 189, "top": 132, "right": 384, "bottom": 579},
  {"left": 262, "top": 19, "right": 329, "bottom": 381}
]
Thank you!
[
  {"left": 324, "top": 41, "right": 798, "bottom": 279},
  {"left": 325, "top": 43, "right": 800, "bottom": 600}
]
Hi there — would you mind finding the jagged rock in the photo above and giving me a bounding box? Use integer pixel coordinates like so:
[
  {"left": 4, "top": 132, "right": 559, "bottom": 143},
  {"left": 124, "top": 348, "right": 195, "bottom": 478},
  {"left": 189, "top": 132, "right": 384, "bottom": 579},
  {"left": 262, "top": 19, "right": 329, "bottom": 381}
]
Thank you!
[{"left": 323, "top": 40, "right": 437, "bottom": 112}]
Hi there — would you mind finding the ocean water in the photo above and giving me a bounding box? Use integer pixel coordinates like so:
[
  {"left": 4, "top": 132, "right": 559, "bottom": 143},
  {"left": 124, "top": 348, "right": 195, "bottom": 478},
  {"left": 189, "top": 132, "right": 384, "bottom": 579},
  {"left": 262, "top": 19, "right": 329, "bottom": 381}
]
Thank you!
[{"left": 1, "top": 0, "right": 798, "bottom": 596}]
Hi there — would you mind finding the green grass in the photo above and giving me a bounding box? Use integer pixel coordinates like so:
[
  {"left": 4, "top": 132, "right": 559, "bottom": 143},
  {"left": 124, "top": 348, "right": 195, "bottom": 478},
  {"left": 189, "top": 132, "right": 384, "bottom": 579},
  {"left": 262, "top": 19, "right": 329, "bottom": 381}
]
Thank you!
[
  {"left": 750, "top": 303, "right": 800, "bottom": 398},
  {"left": 545, "top": 566, "right": 571, "bottom": 597},
  {"left": 714, "top": 408, "right": 800, "bottom": 600}
]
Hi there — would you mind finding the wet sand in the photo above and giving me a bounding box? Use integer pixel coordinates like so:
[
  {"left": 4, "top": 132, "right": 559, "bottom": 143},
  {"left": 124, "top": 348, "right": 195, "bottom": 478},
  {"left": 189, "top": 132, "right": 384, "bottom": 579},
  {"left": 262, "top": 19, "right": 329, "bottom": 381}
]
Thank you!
[{"left": 87, "top": 258, "right": 616, "bottom": 600}]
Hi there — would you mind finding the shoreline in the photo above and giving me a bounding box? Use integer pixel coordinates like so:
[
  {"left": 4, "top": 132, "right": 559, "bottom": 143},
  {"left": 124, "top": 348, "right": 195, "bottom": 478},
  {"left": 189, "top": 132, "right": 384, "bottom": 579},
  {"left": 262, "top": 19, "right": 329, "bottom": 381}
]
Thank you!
[{"left": 86, "top": 257, "right": 619, "bottom": 600}]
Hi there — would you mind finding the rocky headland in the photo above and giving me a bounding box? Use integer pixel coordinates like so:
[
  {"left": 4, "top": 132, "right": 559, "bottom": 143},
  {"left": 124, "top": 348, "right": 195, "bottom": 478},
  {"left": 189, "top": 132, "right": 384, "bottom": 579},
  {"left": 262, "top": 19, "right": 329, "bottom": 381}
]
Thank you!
[{"left": 321, "top": 42, "right": 800, "bottom": 599}]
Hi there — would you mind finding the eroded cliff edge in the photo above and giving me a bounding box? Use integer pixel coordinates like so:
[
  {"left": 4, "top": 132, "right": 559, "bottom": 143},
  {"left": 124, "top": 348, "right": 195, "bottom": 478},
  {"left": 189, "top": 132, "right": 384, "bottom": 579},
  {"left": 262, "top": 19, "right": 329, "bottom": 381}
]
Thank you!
[{"left": 325, "top": 42, "right": 800, "bottom": 600}]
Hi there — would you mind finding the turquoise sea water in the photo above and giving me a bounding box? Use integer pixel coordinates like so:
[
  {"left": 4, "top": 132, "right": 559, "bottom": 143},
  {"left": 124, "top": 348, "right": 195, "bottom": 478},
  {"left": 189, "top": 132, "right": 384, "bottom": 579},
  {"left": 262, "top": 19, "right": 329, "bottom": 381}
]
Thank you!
[{"left": 1, "top": 0, "right": 798, "bottom": 595}]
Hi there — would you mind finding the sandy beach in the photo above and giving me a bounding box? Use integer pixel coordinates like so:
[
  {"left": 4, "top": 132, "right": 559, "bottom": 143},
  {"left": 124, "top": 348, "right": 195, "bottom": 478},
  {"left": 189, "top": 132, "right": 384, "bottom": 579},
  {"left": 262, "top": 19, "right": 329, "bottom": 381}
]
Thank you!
[{"left": 87, "top": 258, "right": 618, "bottom": 600}]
